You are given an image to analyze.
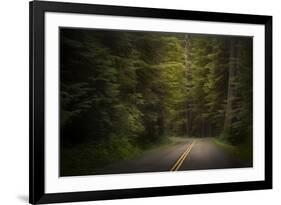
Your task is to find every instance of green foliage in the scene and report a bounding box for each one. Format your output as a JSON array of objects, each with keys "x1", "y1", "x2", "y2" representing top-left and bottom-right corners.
[{"x1": 61, "y1": 135, "x2": 141, "y2": 176}]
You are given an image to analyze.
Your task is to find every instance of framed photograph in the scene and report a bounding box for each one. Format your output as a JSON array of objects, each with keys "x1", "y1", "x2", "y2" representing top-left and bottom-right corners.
[{"x1": 29, "y1": 0, "x2": 272, "y2": 204}]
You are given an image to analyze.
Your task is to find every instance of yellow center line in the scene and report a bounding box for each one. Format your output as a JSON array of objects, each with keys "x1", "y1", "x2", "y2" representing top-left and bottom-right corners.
[
  {"x1": 170, "y1": 140, "x2": 196, "y2": 171},
  {"x1": 170, "y1": 142, "x2": 193, "y2": 171},
  {"x1": 174, "y1": 141, "x2": 195, "y2": 171}
]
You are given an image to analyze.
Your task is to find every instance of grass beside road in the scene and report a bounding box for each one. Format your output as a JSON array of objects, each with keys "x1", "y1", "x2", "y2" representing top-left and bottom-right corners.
[
  {"x1": 61, "y1": 137, "x2": 142, "y2": 176},
  {"x1": 213, "y1": 138, "x2": 253, "y2": 162}
]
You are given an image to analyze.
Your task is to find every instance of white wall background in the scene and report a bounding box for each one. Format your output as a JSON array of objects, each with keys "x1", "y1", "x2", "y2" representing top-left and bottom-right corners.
[{"x1": 0, "y1": 0, "x2": 279, "y2": 204}]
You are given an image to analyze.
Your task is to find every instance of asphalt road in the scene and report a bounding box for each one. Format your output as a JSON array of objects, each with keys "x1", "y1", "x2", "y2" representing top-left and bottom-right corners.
[{"x1": 96, "y1": 137, "x2": 252, "y2": 175}]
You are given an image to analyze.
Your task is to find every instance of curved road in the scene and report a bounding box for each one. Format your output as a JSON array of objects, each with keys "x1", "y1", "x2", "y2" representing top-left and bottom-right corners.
[{"x1": 96, "y1": 137, "x2": 252, "y2": 175}]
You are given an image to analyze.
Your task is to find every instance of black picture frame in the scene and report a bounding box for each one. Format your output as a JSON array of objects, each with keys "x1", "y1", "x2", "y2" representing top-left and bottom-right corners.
[{"x1": 29, "y1": 0, "x2": 272, "y2": 204}]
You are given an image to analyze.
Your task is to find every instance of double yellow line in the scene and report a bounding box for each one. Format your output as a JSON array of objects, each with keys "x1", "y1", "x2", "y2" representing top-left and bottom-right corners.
[{"x1": 170, "y1": 140, "x2": 196, "y2": 171}]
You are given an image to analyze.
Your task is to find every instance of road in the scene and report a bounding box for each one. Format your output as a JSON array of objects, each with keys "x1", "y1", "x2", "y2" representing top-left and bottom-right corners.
[{"x1": 96, "y1": 137, "x2": 252, "y2": 175}]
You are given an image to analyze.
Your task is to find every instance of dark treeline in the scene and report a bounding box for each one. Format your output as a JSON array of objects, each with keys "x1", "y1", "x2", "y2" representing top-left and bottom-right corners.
[{"x1": 60, "y1": 28, "x2": 252, "y2": 175}]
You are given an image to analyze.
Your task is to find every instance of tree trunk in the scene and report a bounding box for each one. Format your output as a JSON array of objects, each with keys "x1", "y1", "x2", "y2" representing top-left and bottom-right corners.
[
  {"x1": 184, "y1": 34, "x2": 192, "y2": 137},
  {"x1": 224, "y1": 39, "x2": 236, "y2": 131}
]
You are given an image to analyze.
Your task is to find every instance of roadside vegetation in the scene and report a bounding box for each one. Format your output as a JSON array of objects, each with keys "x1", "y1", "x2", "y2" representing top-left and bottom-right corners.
[{"x1": 214, "y1": 138, "x2": 252, "y2": 162}]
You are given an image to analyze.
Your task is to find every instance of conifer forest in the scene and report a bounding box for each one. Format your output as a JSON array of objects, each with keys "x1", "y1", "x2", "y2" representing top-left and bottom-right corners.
[{"x1": 60, "y1": 28, "x2": 253, "y2": 176}]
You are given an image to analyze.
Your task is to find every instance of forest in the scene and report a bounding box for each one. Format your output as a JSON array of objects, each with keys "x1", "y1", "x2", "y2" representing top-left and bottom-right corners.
[{"x1": 60, "y1": 28, "x2": 253, "y2": 176}]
